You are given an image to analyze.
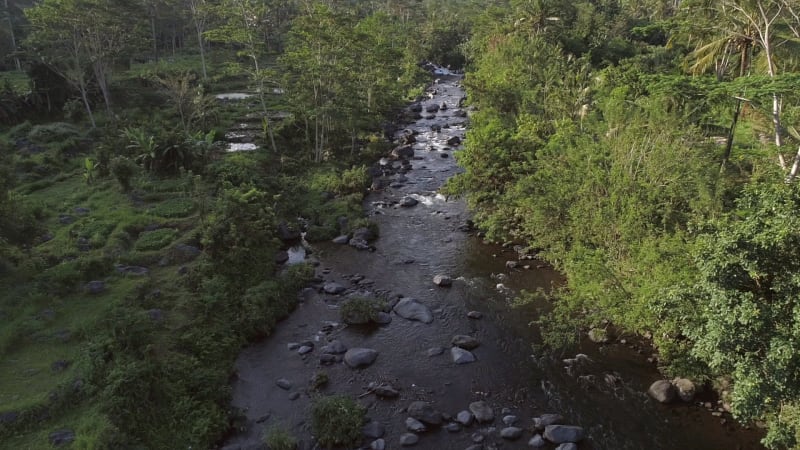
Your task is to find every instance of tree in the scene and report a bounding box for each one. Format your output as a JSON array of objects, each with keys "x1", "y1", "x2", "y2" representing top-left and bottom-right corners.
[
  {"x1": 186, "y1": 0, "x2": 209, "y2": 80},
  {"x1": 2, "y1": 0, "x2": 20, "y2": 71}
]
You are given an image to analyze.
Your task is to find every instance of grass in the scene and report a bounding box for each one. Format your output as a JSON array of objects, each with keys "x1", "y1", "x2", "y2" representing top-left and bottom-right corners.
[{"x1": 0, "y1": 71, "x2": 30, "y2": 94}]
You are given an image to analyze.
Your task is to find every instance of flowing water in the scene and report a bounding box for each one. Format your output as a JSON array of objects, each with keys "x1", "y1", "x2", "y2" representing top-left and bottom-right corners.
[{"x1": 222, "y1": 73, "x2": 764, "y2": 450}]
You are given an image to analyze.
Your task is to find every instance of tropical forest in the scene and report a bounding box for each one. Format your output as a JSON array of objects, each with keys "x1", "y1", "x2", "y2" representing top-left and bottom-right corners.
[{"x1": 2, "y1": 0, "x2": 800, "y2": 449}]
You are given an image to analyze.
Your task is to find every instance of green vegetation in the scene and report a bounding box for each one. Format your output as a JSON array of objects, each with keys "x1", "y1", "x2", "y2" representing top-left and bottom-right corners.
[
  {"x1": 444, "y1": 0, "x2": 800, "y2": 448},
  {"x1": 340, "y1": 296, "x2": 387, "y2": 325},
  {"x1": 263, "y1": 425, "x2": 298, "y2": 450},
  {"x1": 311, "y1": 395, "x2": 366, "y2": 448},
  {"x1": 0, "y1": 0, "x2": 463, "y2": 447}
]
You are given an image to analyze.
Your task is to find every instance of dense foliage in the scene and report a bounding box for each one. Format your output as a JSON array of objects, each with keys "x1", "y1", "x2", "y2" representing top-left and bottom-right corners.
[{"x1": 445, "y1": 0, "x2": 800, "y2": 447}]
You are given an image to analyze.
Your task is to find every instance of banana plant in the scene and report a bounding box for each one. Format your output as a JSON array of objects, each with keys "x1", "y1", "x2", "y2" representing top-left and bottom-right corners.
[{"x1": 83, "y1": 157, "x2": 99, "y2": 185}]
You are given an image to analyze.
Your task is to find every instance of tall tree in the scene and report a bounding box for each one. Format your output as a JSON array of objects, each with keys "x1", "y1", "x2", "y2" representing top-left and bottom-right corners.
[
  {"x1": 186, "y1": 0, "x2": 209, "y2": 80},
  {"x1": 2, "y1": 0, "x2": 20, "y2": 71}
]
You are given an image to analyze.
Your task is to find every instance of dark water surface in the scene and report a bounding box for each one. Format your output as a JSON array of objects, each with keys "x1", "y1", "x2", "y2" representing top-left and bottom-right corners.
[{"x1": 223, "y1": 74, "x2": 764, "y2": 450}]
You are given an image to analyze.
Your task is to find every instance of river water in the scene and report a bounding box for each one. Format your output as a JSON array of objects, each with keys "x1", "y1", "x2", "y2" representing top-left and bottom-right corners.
[{"x1": 223, "y1": 73, "x2": 764, "y2": 450}]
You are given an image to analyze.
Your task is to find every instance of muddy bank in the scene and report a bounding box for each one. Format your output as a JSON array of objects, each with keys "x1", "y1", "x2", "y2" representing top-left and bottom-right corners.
[{"x1": 221, "y1": 73, "x2": 764, "y2": 450}]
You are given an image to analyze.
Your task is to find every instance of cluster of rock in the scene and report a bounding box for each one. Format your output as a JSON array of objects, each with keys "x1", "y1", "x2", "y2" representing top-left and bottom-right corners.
[
  {"x1": 357, "y1": 400, "x2": 586, "y2": 449},
  {"x1": 648, "y1": 378, "x2": 697, "y2": 403}
]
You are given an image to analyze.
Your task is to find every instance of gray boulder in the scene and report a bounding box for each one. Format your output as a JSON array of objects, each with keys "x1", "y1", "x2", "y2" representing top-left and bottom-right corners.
[
  {"x1": 405, "y1": 417, "x2": 427, "y2": 432},
  {"x1": 407, "y1": 401, "x2": 443, "y2": 425},
  {"x1": 320, "y1": 340, "x2": 347, "y2": 354},
  {"x1": 456, "y1": 410, "x2": 474, "y2": 426},
  {"x1": 400, "y1": 196, "x2": 419, "y2": 207},
  {"x1": 451, "y1": 347, "x2": 476, "y2": 364},
  {"x1": 556, "y1": 444, "x2": 578, "y2": 450},
  {"x1": 323, "y1": 282, "x2": 346, "y2": 295},
  {"x1": 543, "y1": 425, "x2": 585, "y2": 444},
  {"x1": 363, "y1": 421, "x2": 386, "y2": 439},
  {"x1": 452, "y1": 335, "x2": 480, "y2": 350},
  {"x1": 533, "y1": 414, "x2": 564, "y2": 430},
  {"x1": 469, "y1": 401, "x2": 494, "y2": 423},
  {"x1": 528, "y1": 434, "x2": 546, "y2": 447},
  {"x1": 400, "y1": 433, "x2": 419, "y2": 446},
  {"x1": 433, "y1": 274, "x2": 452, "y2": 286},
  {"x1": 672, "y1": 378, "x2": 696, "y2": 402},
  {"x1": 648, "y1": 379, "x2": 677, "y2": 403},
  {"x1": 500, "y1": 427, "x2": 523, "y2": 440},
  {"x1": 332, "y1": 235, "x2": 350, "y2": 244},
  {"x1": 344, "y1": 348, "x2": 378, "y2": 368},
  {"x1": 393, "y1": 298, "x2": 434, "y2": 323}
]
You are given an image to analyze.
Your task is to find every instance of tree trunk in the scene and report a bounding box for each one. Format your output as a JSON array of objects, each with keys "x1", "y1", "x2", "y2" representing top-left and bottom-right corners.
[
  {"x1": 93, "y1": 62, "x2": 113, "y2": 114},
  {"x1": 787, "y1": 146, "x2": 800, "y2": 182},
  {"x1": 150, "y1": 5, "x2": 159, "y2": 62},
  {"x1": 721, "y1": 99, "x2": 742, "y2": 173},
  {"x1": 78, "y1": 78, "x2": 96, "y2": 128},
  {"x1": 4, "y1": 0, "x2": 20, "y2": 71}
]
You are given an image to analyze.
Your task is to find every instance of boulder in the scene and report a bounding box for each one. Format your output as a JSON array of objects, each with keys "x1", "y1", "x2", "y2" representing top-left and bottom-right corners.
[
  {"x1": 407, "y1": 401, "x2": 443, "y2": 425},
  {"x1": 469, "y1": 401, "x2": 494, "y2": 423},
  {"x1": 648, "y1": 379, "x2": 677, "y2": 403},
  {"x1": 49, "y1": 429, "x2": 76, "y2": 447},
  {"x1": 344, "y1": 348, "x2": 378, "y2": 368},
  {"x1": 320, "y1": 340, "x2": 347, "y2": 354},
  {"x1": 451, "y1": 335, "x2": 480, "y2": 350},
  {"x1": 371, "y1": 438, "x2": 386, "y2": 450},
  {"x1": 400, "y1": 197, "x2": 419, "y2": 207},
  {"x1": 528, "y1": 434, "x2": 546, "y2": 447},
  {"x1": 374, "y1": 383, "x2": 400, "y2": 398},
  {"x1": 393, "y1": 298, "x2": 434, "y2": 323},
  {"x1": 556, "y1": 444, "x2": 578, "y2": 450},
  {"x1": 323, "y1": 282, "x2": 346, "y2": 295},
  {"x1": 84, "y1": 281, "x2": 106, "y2": 294},
  {"x1": 405, "y1": 417, "x2": 427, "y2": 432},
  {"x1": 277, "y1": 221, "x2": 301, "y2": 242},
  {"x1": 425, "y1": 104, "x2": 440, "y2": 113},
  {"x1": 672, "y1": 378, "x2": 696, "y2": 402},
  {"x1": 451, "y1": 347, "x2": 475, "y2": 364},
  {"x1": 533, "y1": 414, "x2": 563, "y2": 430},
  {"x1": 500, "y1": 427, "x2": 523, "y2": 440},
  {"x1": 400, "y1": 433, "x2": 419, "y2": 446},
  {"x1": 332, "y1": 235, "x2": 350, "y2": 244},
  {"x1": 276, "y1": 379, "x2": 292, "y2": 390},
  {"x1": 363, "y1": 421, "x2": 386, "y2": 439},
  {"x1": 456, "y1": 410, "x2": 474, "y2": 426},
  {"x1": 543, "y1": 425, "x2": 585, "y2": 444},
  {"x1": 433, "y1": 274, "x2": 452, "y2": 287},
  {"x1": 446, "y1": 136, "x2": 462, "y2": 146},
  {"x1": 352, "y1": 227, "x2": 376, "y2": 241}
]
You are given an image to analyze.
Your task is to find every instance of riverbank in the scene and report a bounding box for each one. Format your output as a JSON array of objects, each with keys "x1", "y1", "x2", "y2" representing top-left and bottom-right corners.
[{"x1": 221, "y1": 73, "x2": 764, "y2": 450}]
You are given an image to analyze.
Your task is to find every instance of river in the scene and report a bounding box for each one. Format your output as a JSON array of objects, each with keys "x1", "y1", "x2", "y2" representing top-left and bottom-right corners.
[{"x1": 221, "y1": 71, "x2": 764, "y2": 450}]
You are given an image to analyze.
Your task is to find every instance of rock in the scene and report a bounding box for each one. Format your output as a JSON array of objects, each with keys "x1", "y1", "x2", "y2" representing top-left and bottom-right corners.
[
  {"x1": 288, "y1": 392, "x2": 300, "y2": 400},
  {"x1": 274, "y1": 251, "x2": 289, "y2": 264},
  {"x1": 115, "y1": 265, "x2": 149, "y2": 276},
  {"x1": 332, "y1": 235, "x2": 350, "y2": 244},
  {"x1": 433, "y1": 274, "x2": 452, "y2": 287},
  {"x1": 528, "y1": 434, "x2": 546, "y2": 447},
  {"x1": 426, "y1": 346, "x2": 445, "y2": 357},
  {"x1": 648, "y1": 379, "x2": 677, "y2": 403},
  {"x1": 371, "y1": 438, "x2": 386, "y2": 450},
  {"x1": 407, "y1": 401, "x2": 443, "y2": 425},
  {"x1": 425, "y1": 103, "x2": 440, "y2": 113},
  {"x1": 447, "y1": 136, "x2": 462, "y2": 146},
  {"x1": 672, "y1": 378, "x2": 696, "y2": 402},
  {"x1": 297, "y1": 345, "x2": 313, "y2": 355},
  {"x1": 543, "y1": 425, "x2": 585, "y2": 444},
  {"x1": 445, "y1": 422, "x2": 461, "y2": 432},
  {"x1": 587, "y1": 328, "x2": 610, "y2": 344},
  {"x1": 405, "y1": 417, "x2": 427, "y2": 432},
  {"x1": 392, "y1": 145, "x2": 415, "y2": 159},
  {"x1": 74, "y1": 207, "x2": 90, "y2": 215},
  {"x1": 453, "y1": 109, "x2": 468, "y2": 118},
  {"x1": 277, "y1": 221, "x2": 301, "y2": 242},
  {"x1": 555, "y1": 444, "x2": 578, "y2": 450},
  {"x1": 58, "y1": 214, "x2": 75, "y2": 224},
  {"x1": 319, "y1": 354, "x2": 336, "y2": 364},
  {"x1": 533, "y1": 414, "x2": 564, "y2": 430},
  {"x1": 349, "y1": 237, "x2": 371, "y2": 251},
  {"x1": 471, "y1": 432, "x2": 484, "y2": 443},
  {"x1": 0, "y1": 411, "x2": 18, "y2": 424},
  {"x1": 393, "y1": 298, "x2": 433, "y2": 323},
  {"x1": 344, "y1": 348, "x2": 378, "y2": 368},
  {"x1": 456, "y1": 411, "x2": 474, "y2": 426},
  {"x1": 374, "y1": 312, "x2": 393, "y2": 324},
  {"x1": 502, "y1": 415, "x2": 518, "y2": 426},
  {"x1": 400, "y1": 196, "x2": 419, "y2": 207},
  {"x1": 451, "y1": 335, "x2": 480, "y2": 350},
  {"x1": 323, "y1": 282, "x2": 346, "y2": 295},
  {"x1": 353, "y1": 227, "x2": 376, "y2": 242},
  {"x1": 469, "y1": 401, "x2": 494, "y2": 423},
  {"x1": 49, "y1": 429, "x2": 76, "y2": 447},
  {"x1": 501, "y1": 427, "x2": 523, "y2": 440},
  {"x1": 505, "y1": 260, "x2": 519, "y2": 269},
  {"x1": 363, "y1": 421, "x2": 386, "y2": 439},
  {"x1": 320, "y1": 340, "x2": 347, "y2": 354},
  {"x1": 287, "y1": 342, "x2": 300, "y2": 351},
  {"x1": 374, "y1": 383, "x2": 400, "y2": 398},
  {"x1": 451, "y1": 347, "x2": 476, "y2": 364},
  {"x1": 276, "y1": 378, "x2": 292, "y2": 390},
  {"x1": 84, "y1": 281, "x2": 106, "y2": 294},
  {"x1": 400, "y1": 433, "x2": 419, "y2": 446},
  {"x1": 467, "y1": 311, "x2": 483, "y2": 319}
]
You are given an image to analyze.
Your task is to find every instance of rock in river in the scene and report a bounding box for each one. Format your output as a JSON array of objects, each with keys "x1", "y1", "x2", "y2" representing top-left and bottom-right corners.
[
  {"x1": 407, "y1": 401, "x2": 443, "y2": 425},
  {"x1": 648, "y1": 379, "x2": 676, "y2": 403},
  {"x1": 672, "y1": 377, "x2": 696, "y2": 402},
  {"x1": 469, "y1": 401, "x2": 494, "y2": 423},
  {"x1": 344, "y1": 348, "x2": 378, "y2": 368},
  {"x1": 451, "y1": 334, "x2": 480, "y2": 350},
  {"x1": 393, "y1": 298, "x2": 433, "y2": 323},
  {"x1": 543, "y1": 425, "x2": 585, "y2": 444},
  {"x1": 433, "y1": 274, "x2": 452, "y2": 286},
  {"x1": 451, "y1": 346, "x2": 476, "y2": 364},
  {"x1": 400, "y1": 196, "x2": 419, "y2": 207},
  {"x1": 323, "y1": 282, "x2": 346, "y2": 295}
]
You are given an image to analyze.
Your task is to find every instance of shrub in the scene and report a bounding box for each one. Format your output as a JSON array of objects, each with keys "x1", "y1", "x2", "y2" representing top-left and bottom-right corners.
[
  {"x1": 310, "y1": 371, "x2": 329, "y2": 391},
  {"x1": 134, "y1": 228, "x2": 177, "y2": 251},
  {"x1": 27, "y1": 122, "x2": 82, "y2": 144},
  {"x1": 339, "y1": 297, "x2": 384, "y2": 325},
  {"x1": 148, "y1": 197, "x2": 196, "y2": 218},
  {"x1": 110, "y1": 156, "x2": 138, "y2": 192},
  {"x1": 311, "y1": 395, "x2": 365, "y2": 448},
  {"x1": 263, "y1": 426, "x2": 297, "y2": 450}
]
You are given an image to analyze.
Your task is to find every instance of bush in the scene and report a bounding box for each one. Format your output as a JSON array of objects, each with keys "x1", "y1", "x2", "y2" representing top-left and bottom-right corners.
[
  {"x1": 110, "y1": 156, "x2": 138, "y2": 192},
  {"x1": 311, "y1": 395, "x2": 365, "y2": 448},
  {"x1": 339, "y1": 297, "x2": 385, "y2": 325},
  {"x1": 148, "y1": 197, "x2": 196, "y2": 218},
  {"x1": 263, "y1": 426, "x2": 297, "y2": 450},
  {"x1": 27, "y1": 122, "x2": 82, "y2": 144},
  {"x1": 134, "y1": 228, "x2": 177, "y2": 251}
]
